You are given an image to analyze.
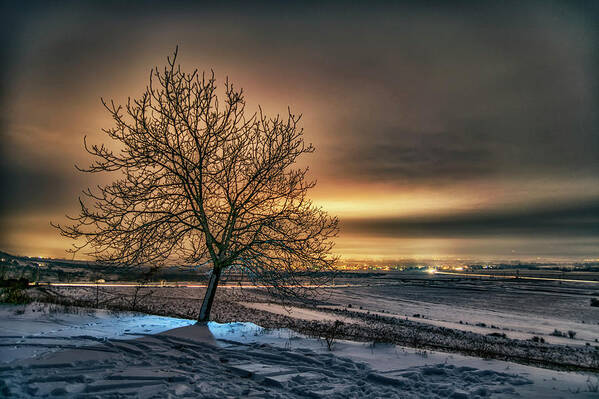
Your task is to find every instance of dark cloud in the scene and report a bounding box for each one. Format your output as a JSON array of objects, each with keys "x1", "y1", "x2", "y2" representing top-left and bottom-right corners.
[
  {"x1": 342, "y1": 201, "x2": 599, "y2": 238},
  {"x1": 0, "y1": 159, "x2": 82, "y2": 213},
  {"x1": 322, "y1": 4, "x2": 599, "y2": 184}
]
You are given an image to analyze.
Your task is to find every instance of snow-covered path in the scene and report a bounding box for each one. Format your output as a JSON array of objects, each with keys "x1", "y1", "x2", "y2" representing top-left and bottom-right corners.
[{"x1": 0, "y1": 304, "x2": 597, "y2": 398}]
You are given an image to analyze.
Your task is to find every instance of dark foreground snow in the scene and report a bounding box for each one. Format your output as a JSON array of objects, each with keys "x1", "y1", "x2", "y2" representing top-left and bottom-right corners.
[
  {"x1": 1, "y1": 325, "x2": 532, "y2": 398},
  {"x1": 0, "y1": 304, "x2": 596, "y2": 398}
]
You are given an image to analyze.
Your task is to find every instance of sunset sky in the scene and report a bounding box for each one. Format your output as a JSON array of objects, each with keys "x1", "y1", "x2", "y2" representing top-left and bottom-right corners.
[{"x1": 1, "y1": 1, "x2": 598, "y2": 261}]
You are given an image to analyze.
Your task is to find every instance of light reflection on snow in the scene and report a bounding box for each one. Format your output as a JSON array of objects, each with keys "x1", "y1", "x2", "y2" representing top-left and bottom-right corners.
[{"x1": 0, "y1": 303, "x2": 197, "y2": 363}]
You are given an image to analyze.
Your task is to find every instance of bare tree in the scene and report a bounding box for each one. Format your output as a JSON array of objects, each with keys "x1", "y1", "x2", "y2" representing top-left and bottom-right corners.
[{"x1": 54, "y1": 48, "x2": 339, "y2": 321}]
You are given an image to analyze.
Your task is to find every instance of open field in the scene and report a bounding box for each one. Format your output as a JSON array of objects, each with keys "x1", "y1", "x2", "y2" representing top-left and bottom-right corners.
[
  {"x1": 2, "y1": 303, "x2": 597, "y2": 398},
  {"x1": 16, "y1": 269, "x2": 599, "y2": 373},
  {"x1": 3, "y1": 265, "x2": 599, "y2": 397},
  {"x1": 324, "y1": 271, "x2": 599, "y2": 345}
]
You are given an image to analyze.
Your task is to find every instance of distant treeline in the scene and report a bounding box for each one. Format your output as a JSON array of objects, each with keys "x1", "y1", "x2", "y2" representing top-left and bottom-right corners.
[
  {"x1": 0, "y1": 251, "x2": 381, "y2": 283},
  {"x1": 3, "y1": 250, "x2": 597, "y2": 282},
  {"x1": 0, "y1": 252, "x2": 211, "y2": 283}
]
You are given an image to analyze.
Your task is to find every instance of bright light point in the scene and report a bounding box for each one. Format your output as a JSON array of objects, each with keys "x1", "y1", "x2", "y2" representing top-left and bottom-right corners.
[{"x1": 427, "y1": 268, "x2": 436, "y2": 274}]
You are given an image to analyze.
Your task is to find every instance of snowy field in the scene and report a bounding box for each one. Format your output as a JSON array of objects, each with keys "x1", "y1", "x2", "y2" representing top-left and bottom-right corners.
[
  {"x1": 321, "y1": 271, "x2": 599, "y2": 346},
  {"x1": 1, "y1": 303, "x2": 598, "y2": 398},
  {"x1": 33, "y1": 269, "x2": 599, "y2": 348},
  {"x1": 27, "y1": 270, "x2": 599, "y2": 372}
]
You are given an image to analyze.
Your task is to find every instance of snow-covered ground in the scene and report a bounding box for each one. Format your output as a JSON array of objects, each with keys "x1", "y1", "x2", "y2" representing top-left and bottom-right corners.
[
  {"x1": 320, "y1": 275, "x2": 599, "y2": 346},
  {"x1": 250, "y1": 299, "x2": 597, "y2": 346},
  {"x1": 1, "y1": 303, "x2": 597, "y2": 398},
  {"x1": 0, "y1": 303, "x2": 195, "y2": 364}
]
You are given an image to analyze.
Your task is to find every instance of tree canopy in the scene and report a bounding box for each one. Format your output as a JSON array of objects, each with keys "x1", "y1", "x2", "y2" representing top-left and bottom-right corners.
[{"x1": 54, "y1": 49, "x2": 339, "y2": 320}]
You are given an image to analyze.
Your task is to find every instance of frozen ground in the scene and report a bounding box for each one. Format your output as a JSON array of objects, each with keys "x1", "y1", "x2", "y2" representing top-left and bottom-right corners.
[
  {"x1": 320, "y1": 272, "x2": 599, "y2": 346},
  {"x1": 34, "y1": 270, "x2": 599, "y2": 349},
  {"x1": 0, "y1": 303, "x2": 195, "y2": 364},
  {"x1": 1, "y1": 304, "x2": 597, "y2": 398},
  {"x1": 32, "y1": 277, "x2": 599, "y2": 371}
]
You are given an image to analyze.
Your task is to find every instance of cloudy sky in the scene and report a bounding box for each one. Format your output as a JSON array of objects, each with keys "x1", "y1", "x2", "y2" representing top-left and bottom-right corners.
[{"x1": 1, "y1": 0, "x2": 598, "y2": 261}]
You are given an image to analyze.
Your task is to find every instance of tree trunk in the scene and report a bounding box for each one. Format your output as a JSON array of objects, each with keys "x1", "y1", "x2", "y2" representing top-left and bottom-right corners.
[{"x1": 198, "y1": 267, "x2": 221, "y2": 322}]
